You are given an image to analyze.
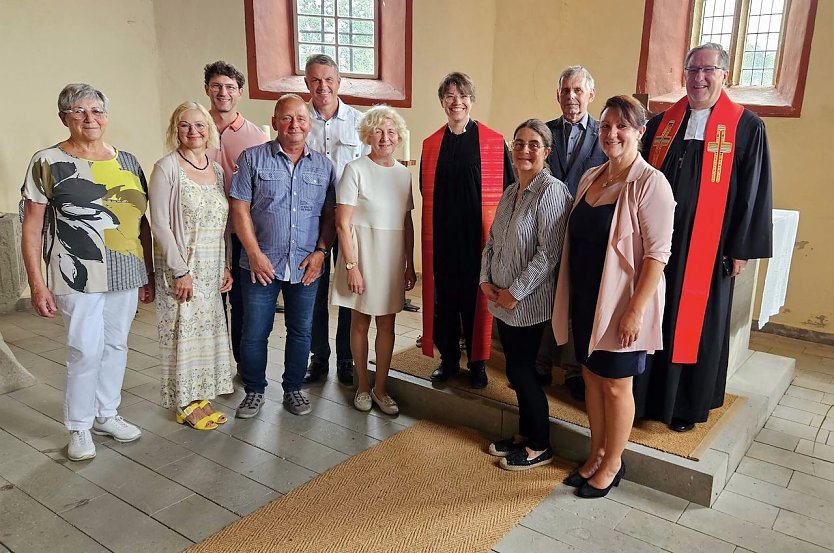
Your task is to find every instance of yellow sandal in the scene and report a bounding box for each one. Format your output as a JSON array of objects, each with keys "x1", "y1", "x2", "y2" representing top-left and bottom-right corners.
[
  {"x1": 176, "y1": 402, "x2": 218, "y2": 430},
  {"x1": 197, "y1": 400, "x2": 228, "y2": 424}
]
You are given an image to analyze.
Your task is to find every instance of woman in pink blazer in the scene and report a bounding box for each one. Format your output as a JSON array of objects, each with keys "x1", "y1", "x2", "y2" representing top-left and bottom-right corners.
[{"x1": 552, "y1": 96, "x2": 675, "y2": 498}]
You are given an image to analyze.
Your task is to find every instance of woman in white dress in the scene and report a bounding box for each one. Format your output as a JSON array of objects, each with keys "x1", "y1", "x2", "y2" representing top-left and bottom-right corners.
[
  {"x1": 332, "y1": 106, "x2": 416, "y2": 415},
  {"x1": 149, "y1": 101, "x2": 234, "y2": 430}
]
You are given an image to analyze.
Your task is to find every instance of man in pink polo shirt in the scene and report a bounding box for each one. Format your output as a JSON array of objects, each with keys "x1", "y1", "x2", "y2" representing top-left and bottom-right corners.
[{"x1": 205, "y1": 60, "x2": 268, "y2": 374}]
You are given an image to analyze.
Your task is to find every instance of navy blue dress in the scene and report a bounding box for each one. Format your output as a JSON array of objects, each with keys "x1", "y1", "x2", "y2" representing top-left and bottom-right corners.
[{"x1": 568, "y1": 197, "x2": 646, "y2": 379}]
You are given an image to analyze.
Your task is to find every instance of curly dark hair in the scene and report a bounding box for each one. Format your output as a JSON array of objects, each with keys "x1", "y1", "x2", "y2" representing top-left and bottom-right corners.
[{"x1": 203, "y1": 61, "x2": 245, "y2": 88}]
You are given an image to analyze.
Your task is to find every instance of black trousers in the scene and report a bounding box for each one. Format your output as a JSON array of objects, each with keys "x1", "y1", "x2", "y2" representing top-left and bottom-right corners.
[
  {"x1": 310, "y1": 241, "x2": 352, "y2": 364},
  {"x1": 434, "y1": 278, "x2": 483, "y2": 368},
  {"x1": 497, "y1": 319, "x2": 550, "y2": 451},
  {"x1": 222, "y1": 233, "x2": 244, "y2": 364}
]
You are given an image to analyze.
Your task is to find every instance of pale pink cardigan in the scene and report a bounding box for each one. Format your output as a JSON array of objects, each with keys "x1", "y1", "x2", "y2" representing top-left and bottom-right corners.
[{"x1": 552, "y1": 155, "x2": 676, "y2": 356}]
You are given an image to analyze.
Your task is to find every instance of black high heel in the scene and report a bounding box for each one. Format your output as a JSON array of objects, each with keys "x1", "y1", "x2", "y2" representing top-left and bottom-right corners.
[
  {"x1": 575, "y1": 462, "x2": 625, "y2": 499},
  {"x1": 563, "y1": 468, "x2": 591, "y2": 488}
]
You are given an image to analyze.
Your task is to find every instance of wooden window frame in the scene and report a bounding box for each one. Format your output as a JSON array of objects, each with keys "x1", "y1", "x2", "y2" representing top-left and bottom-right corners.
[
  {"x1": 244, "y1": 0, "x2": 413, "y2": 107},
  {"x1": 636, "y1": 0, "x2": 818, "y2": 117}
]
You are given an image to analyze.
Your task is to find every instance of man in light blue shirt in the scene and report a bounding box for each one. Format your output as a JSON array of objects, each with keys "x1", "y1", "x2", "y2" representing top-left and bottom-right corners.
[
  {"x1": 303, "y1": 54, "x2": 370, "y2": 387},
  {"x1": 230, "y1": 94, "x2": 337, "y2": 418}
]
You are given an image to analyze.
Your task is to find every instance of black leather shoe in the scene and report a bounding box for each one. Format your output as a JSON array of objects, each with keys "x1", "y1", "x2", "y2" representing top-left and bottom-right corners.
[
  {"x1": 576, "y1": 462, "x2": 625, "y2": 499},
  {"x1": 469, "y1": 365, "x2": 488, "y2": 389},
  {"x1": 275, "y1": 302, "x2": 285, "y2": 314},
  {"x1": 536, "y1": 371, "x2": 553, "y2": 386},
  {"x1": 670, "y1": 418, "x2": 695, "y2": 432},
  {"x1": 563, "y1": 469, "x2": 591, "y2": 488},
  {"x1": 499, "y1": 447, "x2": 553, "y2": 471},
  {"x1": 430, "y1": 363, "x2": 459, "y2": 382},
  {"x1": 336, "y1": 361, "x2": 354, "y2": 386},
  {"x1": 302, "y1": 361, "x2": 329, "y2": 384},
  {"x1": 564, "y1": 377, "x2": 585, "y2": 402}
]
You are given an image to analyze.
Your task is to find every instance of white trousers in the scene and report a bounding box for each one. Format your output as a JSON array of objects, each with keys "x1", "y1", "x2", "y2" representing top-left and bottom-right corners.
[{"x1": 56, "y1": 289, "x2": 138, "y2": 431}]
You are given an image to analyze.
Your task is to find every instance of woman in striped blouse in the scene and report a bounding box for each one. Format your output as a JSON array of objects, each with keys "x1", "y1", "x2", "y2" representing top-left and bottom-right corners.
[{"x1": 481, "y1": 119, "x2": 573, "y2": 471}]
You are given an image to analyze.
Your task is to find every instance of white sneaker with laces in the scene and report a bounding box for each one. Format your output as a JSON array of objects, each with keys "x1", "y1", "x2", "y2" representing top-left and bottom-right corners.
[
  {"x1": 68, "y1": 430, "x2": 96, "y2": 461},
  {"x1": 91, "y1": 415, "x2": 142, "y2": 443}
]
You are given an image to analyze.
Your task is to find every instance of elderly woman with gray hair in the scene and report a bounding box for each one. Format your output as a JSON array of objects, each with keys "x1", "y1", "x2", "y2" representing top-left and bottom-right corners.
[
  {"x1": 332, "y1": 105, "x2": 416, "y2": 416},
  {"x1": 21, "y1": 83, "x2": 155, "y2": 461},
  {"x1": 481, "y1": 118, "x2": 573, "y2": 471},
  {"x1": 149, "y1": 101, "x2": 234, "y2": 430}
]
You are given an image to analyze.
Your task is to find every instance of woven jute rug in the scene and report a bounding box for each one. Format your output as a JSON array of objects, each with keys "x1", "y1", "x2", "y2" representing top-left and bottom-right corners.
[
  {"x1": 187, "y1": 420, "x2": 570, "y2": 553},
  {"x1": 391, "y1": 347, "x2": 736, "y2": 461}
]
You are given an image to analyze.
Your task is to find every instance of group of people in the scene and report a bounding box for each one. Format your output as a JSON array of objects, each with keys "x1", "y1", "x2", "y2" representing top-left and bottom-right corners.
[{"x1": 22, "y1": 43, "x2": 772, "y2": 502}]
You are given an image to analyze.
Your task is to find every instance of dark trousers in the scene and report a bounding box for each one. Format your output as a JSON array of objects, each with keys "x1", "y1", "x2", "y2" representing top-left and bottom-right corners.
[
  {"x1": 497, "y1": 319, "x2": 550, "y2": 451},
  {"x1": 222, "y1": 234, "x2": 244, "y2": 364},
  {"x1": 310, "y1": 241, "x2": 352, "y2": 365},
  {"x1": 434, "y1": 278, "x2": 483, "y2": 368}
]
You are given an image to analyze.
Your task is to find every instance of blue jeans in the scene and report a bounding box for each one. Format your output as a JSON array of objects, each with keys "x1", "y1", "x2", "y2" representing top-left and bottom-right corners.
[
  {"x1": 311, "y1": 241, "x2": 352, "y2": 365},
  {"x1": 240, "y1": 277, "x2": 319, "y2": 394}
]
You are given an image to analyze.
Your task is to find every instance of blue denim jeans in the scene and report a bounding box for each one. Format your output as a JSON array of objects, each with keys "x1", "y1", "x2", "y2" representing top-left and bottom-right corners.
[{"x1": 240, "y1": 277, "x2": 319, "y2": 394}]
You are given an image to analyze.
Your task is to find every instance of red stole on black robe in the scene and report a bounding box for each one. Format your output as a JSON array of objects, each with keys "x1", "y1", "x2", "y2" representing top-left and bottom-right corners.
[
  {"x1": 648, "y1": 90, "x2": 744, "y2": 364},
  {"x1": 420, "y1": 122, "x2": 505, "y2": 362}
]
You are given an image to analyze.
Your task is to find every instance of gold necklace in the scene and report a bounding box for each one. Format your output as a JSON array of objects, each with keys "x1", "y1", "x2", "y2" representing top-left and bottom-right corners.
[{"x1": 603, "y1": 160, "x2": 634, "y2": 188}]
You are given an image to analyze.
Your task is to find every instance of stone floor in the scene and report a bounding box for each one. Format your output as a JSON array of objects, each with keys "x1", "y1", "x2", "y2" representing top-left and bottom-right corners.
[{"x1": 0, "y1": 295, "x2": 832, "y2": 553}]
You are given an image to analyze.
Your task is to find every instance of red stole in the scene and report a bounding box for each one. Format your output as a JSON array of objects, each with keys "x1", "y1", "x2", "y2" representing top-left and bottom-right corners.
[
  {"x1": 648, "y1": 90, "x2": 744, "y2": 364},
  {"x1": 420, "y1": 122, "x2": 505, "y2": 361}
]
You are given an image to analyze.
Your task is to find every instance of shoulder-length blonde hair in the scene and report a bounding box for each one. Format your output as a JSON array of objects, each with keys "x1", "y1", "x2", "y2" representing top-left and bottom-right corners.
[
  {"x1": 164, "y1": 101, "x2": 219, "y2": 151},
  {"x1": 357, "y1": 105, "x2": 408, "y2": 145}
]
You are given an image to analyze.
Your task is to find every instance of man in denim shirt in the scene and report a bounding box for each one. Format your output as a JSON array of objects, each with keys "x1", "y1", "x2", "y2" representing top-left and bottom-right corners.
[{"x1": 230, "y1": 94, "x2": 337, "y2": 417}]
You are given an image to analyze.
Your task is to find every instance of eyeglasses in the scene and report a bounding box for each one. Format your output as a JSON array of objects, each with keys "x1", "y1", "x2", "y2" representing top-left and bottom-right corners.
[
  {"x1": 178, "y1": 122, "x2": 208, "y2": 132},
  {"x1": 209, "y1": 83, "x2": 240, "y2": 92},
  {"x1": 684, "y1": 65, "x2": 724, "y2": 76},
  {"x1": 511, "y1": 140, "x2": 544, "y2": 152},
  {"x1": 62, "y1": 107, "x2": 107, "y2": 121},
  {"x1": 442, "y1": 94, "x2": 471, "y2": 104}
]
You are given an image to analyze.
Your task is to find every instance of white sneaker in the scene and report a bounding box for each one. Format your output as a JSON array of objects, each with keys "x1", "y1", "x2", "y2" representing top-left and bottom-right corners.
[
  {"x1": 91, "y1": 415, "x2": 142, "y2": 443},
  {"x1": 68, "y1": 430, "x2": 96, "y2": 461}
]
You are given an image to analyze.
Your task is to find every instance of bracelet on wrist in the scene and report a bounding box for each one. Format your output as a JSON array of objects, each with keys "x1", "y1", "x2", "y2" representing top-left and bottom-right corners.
[{"x1": 174, "y1": 270, "x2": 190, "y2": 279}]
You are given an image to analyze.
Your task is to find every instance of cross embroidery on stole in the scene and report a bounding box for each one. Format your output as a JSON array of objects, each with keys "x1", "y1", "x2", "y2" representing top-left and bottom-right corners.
[
  {"x1": 707, "y1": 124, "x2": 733, "y2": 183},
  {"x1": 650, "y1": 120, "x2": 676, "y2": 165}
]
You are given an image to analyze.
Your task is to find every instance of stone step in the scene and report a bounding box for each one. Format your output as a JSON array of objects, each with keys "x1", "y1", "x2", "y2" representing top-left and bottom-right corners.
[{"x1": 377, "y1": 349, "x2": 794, "y2": 506}]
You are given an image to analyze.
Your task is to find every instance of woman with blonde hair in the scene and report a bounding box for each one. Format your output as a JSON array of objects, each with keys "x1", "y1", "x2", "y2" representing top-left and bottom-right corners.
[
  {"x1": 332, "y1": 105, "x2": 416, "y2": 415},
  {"x1": 149, "y1": 101, "x2": 233, "y2": 430}
]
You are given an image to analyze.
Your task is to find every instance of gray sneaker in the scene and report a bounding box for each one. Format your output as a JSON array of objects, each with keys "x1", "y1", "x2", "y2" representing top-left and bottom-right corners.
[
  {"x1": 236, "y1": 392, "x2": 264, "y2": 419},
  {"x1": 283, "y1": 390, "x2": 312, "y2": 415}
]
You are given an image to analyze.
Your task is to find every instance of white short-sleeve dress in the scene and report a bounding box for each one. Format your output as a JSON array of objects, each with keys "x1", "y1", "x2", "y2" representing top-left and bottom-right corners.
[{"x1": 332, "y1": 155, "x2": 414, "y2": 315}]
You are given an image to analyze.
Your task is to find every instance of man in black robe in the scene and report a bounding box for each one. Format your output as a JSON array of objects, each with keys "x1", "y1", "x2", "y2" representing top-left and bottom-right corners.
[{"x1": 634, "y1": 43, "x2": 772, "y2": 432}]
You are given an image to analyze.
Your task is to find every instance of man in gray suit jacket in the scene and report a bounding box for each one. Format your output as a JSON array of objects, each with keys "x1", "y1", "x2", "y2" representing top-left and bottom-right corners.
[{"x1": 539, "y1": 65, "x2": 607, "y2": 401}]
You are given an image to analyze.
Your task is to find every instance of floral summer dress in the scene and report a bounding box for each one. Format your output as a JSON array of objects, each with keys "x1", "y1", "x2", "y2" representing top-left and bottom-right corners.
[{"x1": 155, "y1": 166, "x2": 233, "y2": 409}]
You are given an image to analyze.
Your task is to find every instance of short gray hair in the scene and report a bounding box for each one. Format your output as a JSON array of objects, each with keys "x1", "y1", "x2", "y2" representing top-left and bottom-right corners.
[
  {"x1": 685, "y1": 42, "x2": 730, "y2": 70},
  {"x1": 558, "y1": 66, "x2": 595, "y2": 91},
  {"x1": 58, "y1": 83, "x2": 108, "y2": 112},
  {"x1": 305, "y1": 53, "x2": 340, "y2": 77},
  {"x1": 357, "y1": 105, "x2": 407, "y2": 145}
]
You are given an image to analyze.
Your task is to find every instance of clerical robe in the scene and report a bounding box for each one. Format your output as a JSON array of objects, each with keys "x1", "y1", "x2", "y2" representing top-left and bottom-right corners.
[
  {"x1": 633, "y1": 98, "x2": 772, "y2": 425},
  {"x1": 420, "y1": 119, "x2": 514, "y2": 364}
]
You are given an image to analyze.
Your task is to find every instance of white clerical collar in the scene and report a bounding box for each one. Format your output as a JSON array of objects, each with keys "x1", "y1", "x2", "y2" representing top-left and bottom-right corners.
[{"x1": 684, "y1": 108, "x2": 710, "y2": 140}]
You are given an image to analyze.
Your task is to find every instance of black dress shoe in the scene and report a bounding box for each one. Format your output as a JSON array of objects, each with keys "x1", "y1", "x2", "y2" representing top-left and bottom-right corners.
[
  {"x1": 430, "y1": 363, "x2": 459, "y2": 382},
  {"x1": 488, "y1": 437, "x2": 526, "y2": 457},
  {"x1": 563, "y1": 469, "x2": 591, "y2": 488},
  {"x1": 302, "y1": 361, "x2": 329, "y2": 384},
  {"x1": 275, "y1": 302, "x2": 285, "y2": 314},
  {"x1": 469, "y1": 365, "x2": 488, "y2": 389},
  {"x1": 499, "y1": 447, "x2": 553, "y2": 471},
  {"x1": 564, "y1": 377, "x2": 585, "y2": 402},
  {"x1": 670, "y1": 418, "x2": 695, "y2": 432},
  {"x1": 336, "y1": 361, "x2": 354, "y2": 386},
  {"x1": 576, "y1": 462, "x2": 625, "y2": 499}
]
